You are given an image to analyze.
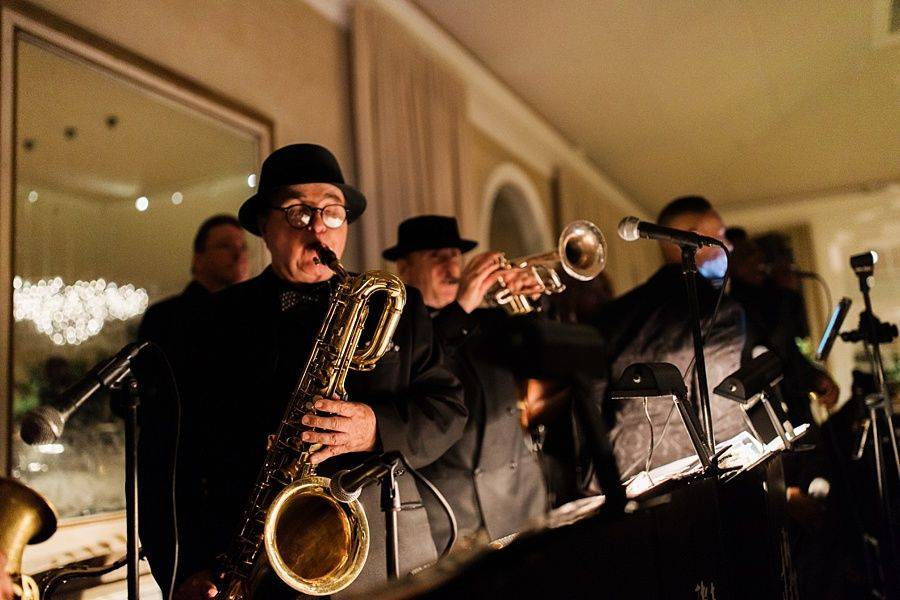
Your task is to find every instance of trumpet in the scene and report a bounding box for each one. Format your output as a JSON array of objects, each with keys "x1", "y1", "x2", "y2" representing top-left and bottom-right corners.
[{"x1": 490, "y1": 220, "x2": 607, "y2": 315}]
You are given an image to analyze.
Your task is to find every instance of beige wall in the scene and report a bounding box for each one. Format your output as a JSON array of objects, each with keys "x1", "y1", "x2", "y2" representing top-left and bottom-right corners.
[
  {"x1": 466, "y1": 122, "x2": 661, "y2": 296},
  {"x1": 558, "y1": 167, "x2": 661, "y2": 297}
]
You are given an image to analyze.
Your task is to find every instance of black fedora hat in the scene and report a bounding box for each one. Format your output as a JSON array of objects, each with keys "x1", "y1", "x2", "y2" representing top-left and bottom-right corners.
[
  {"x1": 239, "y1": 143, "x2": 367, "y2": 236},
  {"x1": 382, "y1": 215, "x2": 477, "y2": 261}
]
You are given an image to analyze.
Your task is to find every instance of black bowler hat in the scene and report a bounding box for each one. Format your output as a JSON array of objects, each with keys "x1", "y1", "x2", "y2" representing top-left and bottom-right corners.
[
  {"x1": 382, "y1": 215, "x2": 477, "y2": 261},
  {"x1": 238, "y1": 143, "x2": 367, "y2": 236}
]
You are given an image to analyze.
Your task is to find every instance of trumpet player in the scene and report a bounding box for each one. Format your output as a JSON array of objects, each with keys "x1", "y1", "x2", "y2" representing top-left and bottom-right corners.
[
  {"x1": 384, "y1": 215, "x2": 548, "y2": 551},
  {"x1": 140, "y1": 145, "x2": 465, "y2": 599}
]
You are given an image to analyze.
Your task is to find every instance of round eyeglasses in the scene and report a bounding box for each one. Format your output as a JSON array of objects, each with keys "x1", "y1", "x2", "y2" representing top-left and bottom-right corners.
[{"x1": 270, "y1": 203, "x2": 348, "y2": 230}]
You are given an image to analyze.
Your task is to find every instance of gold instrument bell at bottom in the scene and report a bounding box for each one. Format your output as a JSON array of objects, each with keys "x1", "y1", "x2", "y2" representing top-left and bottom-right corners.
[{"x1": 0, "y1": 477, "x2": 58, "y2": 600}]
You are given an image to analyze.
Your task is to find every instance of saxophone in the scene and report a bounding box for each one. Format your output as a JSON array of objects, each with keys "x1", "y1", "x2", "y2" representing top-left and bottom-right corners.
[{"x1": 215, "y1": 243, "x2": 407, "y2": 598}]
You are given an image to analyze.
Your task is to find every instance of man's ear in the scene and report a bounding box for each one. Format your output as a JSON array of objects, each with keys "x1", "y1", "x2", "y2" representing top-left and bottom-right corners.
[
  {"x1": 395, "y1": 257, "x2": 410, "y2": 280},
  {"x1": 256, "y1": 212, "x2": 268, "y2": 236}
]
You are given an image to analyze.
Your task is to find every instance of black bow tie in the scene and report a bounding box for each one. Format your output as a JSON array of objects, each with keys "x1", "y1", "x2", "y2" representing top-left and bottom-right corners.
[
  {"x1": 279, "y1": 289, "x2": 332, "y2": 312},
  {"x1": 278, "y1": 283, "x2": 331, "y2": 312}
]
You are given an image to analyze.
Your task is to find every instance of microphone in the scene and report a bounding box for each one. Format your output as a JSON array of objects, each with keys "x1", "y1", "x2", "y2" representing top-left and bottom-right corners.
[
  {"x1": 617, "y1": 216, "x2": 725, "y2": 249},
  {"x1": 330, "y1": 451, "x2": 403, "y2": 503},
  {"x1": 20, "y1": 341, "x2": 149, "y2": 445}
]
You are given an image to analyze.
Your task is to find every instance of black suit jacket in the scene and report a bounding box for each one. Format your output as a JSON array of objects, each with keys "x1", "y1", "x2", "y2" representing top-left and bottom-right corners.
[
  {"x1": 136, "y1": 281, "x2": 212, "y2": 593},
  {"x1": 164, "y1": 268, "x2": 465, "y2": 596},
  {"x1": 420, "y1": 303, "x2": 546, "y2": 549}
]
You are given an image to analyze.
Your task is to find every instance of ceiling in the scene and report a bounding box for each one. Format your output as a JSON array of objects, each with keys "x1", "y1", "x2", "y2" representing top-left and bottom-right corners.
[
  {"x1": 16, "y1": 39, "x2": 258, "y2": 202},
  {"x1": 415, "y1": 0, "x2": 900, "y2": 214}
]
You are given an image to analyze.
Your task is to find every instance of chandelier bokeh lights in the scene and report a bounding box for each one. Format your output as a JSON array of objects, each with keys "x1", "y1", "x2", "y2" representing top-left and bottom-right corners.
[{"x1": 13, "y1": 276, "x2": 149, "y2": 345}]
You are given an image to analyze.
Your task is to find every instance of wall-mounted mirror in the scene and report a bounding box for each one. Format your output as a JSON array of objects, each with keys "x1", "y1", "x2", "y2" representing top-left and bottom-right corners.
[{"x1": 4, "y1": 15, "x2": 270, "y2": 522}]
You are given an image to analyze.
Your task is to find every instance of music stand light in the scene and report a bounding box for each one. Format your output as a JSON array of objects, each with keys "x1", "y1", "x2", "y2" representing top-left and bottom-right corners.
[
  {"x1": 611, "y1": 362, "x2": 715, "y2": 472},
  {"x1": 714, "y1": 351, "x2": 796, "y2": 449}
]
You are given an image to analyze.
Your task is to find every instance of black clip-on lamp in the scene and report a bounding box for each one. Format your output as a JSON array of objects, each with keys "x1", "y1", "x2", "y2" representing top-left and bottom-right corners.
[
  {"x1": 714, "y1": 351, "x2": 799, "y2": 450},
  {"x1": 612, "y1": 362, "x2": 728, "y2": 475}
]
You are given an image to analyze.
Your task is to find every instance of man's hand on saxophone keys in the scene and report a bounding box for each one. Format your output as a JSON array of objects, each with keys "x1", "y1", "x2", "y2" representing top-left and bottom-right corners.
[{"x1": 301, "y1": 395, "x2": 378, "y2": 464}]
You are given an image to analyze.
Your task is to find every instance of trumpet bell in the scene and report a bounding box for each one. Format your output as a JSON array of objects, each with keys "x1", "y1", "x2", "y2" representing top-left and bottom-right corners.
[{"x1": 558, "y1": 220, "x2": 607, "y2": 282}]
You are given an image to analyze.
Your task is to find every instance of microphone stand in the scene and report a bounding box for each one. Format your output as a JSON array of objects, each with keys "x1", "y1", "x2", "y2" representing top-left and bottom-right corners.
[
  {"x1": 681, "y1": 247, "x2": 716, "y2": 453},
  {"x1": 821, "y1": 252, "x2": 900, "y2": 597},
  {"x1": 38, "y1": 367, "x2": 144, "y2": 600},
  {"x1": 850, "y1": 269, "x2": 900, "y2": 552},
  {"x1": 117, "y1": 374, "x2": 142, "y2": 600},
  {"x1": 381, "y1": 462, "x2": 402, "y2": 579}
]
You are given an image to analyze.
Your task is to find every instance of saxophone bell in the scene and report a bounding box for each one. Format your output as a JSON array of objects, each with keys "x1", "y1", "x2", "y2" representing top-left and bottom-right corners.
[{"x1": 0, "y1": 478, "x2": 58, "y2": 600}]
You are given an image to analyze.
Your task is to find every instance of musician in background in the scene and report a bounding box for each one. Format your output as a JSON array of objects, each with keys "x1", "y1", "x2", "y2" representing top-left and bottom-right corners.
[
  {"x1": 139, "y1": 213, "x2": 249, "y2": 348},
  {"x1": 725, "y1": 227, "x2": 852, "y2": 598},
  {"x1": 594, "y1": 196, "x2": 749, "y2": 476},
  {"x1": 384, "y1": 215, "x2": 548, "y2": 550},
  {"x1": 534, "y1": 271, "x2": 618, "y2": 506},
  {"x1": 136, "y1": 213, "x2": 249, "y2": 594},
  {"x1": 143, "y1": 145, "x2": 465, "y2": 599},
  {"x1": 725, "y1": 227, "x2": 838, "y2": 418}
]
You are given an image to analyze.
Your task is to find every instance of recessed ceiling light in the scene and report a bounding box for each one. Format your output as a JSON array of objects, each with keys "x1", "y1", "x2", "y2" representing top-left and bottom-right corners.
[
  {"x1": 171, "y1": 191, "x2": 183, "y2": 205},
  {"x1": 135, "y1": 196, "x2": 149, "y2": 212},
  {"x1": 247, "y1": 173, "x2": 257, "y2": 188},
  {"x1": 27, "y1": 190, "x2": 38, "y2": 203}
]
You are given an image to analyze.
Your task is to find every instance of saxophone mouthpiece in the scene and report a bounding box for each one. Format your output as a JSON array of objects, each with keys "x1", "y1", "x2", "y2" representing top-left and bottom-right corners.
[
  {"x1": 312, "y1": 243, "x2": 338, "y2": 268},
  {"x1": 312, "y1": 242, "x2": 348, "y2": 280}
]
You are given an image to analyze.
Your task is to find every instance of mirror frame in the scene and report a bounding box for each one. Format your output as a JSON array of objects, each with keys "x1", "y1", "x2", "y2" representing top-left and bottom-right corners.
[{"x1": 0, "y1": 0, "x2": 273, "y2": 476}]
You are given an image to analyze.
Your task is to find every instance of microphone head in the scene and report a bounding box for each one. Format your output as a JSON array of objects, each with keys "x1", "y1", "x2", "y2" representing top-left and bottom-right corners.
[
  {"x1": 20, "y1": 406, "x2": 65, "y2": 445},
  {"x1": 329, "y1": 470, "x2": 361, "y2": 503},
  {"x1": 617, "y1": 217, "x2": 641, "y2": 242}
]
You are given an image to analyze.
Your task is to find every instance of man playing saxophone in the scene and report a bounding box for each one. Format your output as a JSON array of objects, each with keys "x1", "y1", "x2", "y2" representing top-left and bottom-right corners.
[{"x1": 142, "y1": 144, "x2": 465, "y2": 599}]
